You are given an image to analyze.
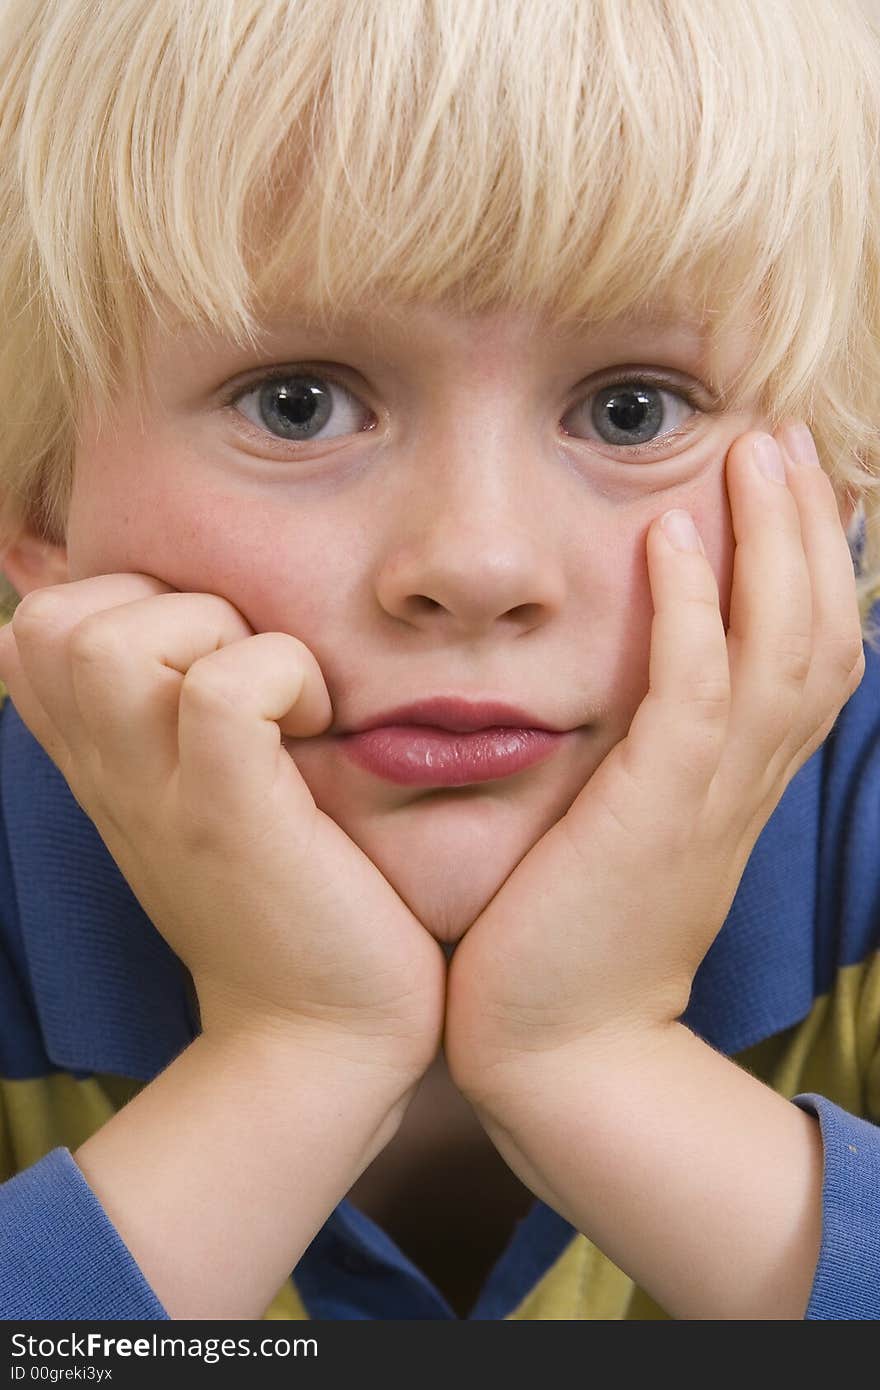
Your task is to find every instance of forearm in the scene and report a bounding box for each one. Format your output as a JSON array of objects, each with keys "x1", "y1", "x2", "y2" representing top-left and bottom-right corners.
[
  {"x1": 462, "y1": 1023, "x2": 824, "y2": 1320},
  {"x1": 74, "y1": 1028, "x2": 418, "y2": 1320}
]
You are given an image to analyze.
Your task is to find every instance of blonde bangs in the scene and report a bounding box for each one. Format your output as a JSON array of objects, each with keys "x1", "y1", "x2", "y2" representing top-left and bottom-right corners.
[{"x1": 2, "y1": 0, "x2": 880, "y2": 631}]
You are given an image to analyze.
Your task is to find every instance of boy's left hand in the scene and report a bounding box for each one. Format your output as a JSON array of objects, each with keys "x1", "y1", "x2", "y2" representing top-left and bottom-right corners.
[{"x1": 444, "y1": 425, "x2": 866, "y2": 1101}]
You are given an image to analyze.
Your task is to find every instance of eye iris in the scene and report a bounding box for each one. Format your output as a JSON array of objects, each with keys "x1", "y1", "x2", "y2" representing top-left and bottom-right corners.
[
  {"x1": 259, "y1": 377, "x2": 331, "y2": 437},
  {"x1": 593, "y1": 385, "x2": 663, "y2": 445}
]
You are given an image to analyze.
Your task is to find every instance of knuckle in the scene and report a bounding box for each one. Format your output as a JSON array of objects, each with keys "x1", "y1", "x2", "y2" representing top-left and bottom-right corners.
[
  {"x1": 848, "y1": 647, "x2": 867, "y2": 694},
  {"x1": 684, "y1": 676, "x2": 731, "y2": 713},
  {"x1": 179, "y1": 659, "x2": 239, "y2": 716},
  {"x1": 259, "y1": 629, "x2": 311, "y2": 672},
  {"x1": 68, "y1": 612, "x2": 127, "y2": 669},
  {"x1": 665, "y1": 659, "x2": 729, "y2": 723},
  {"x1": 11, "y1": 587, "x2": 70, "y2": 644},
  {"x1": 774, "y1": 635, "x2": 812, "y2": 686},
  {"x1": 683, "y1": 589, "x2": 721, "y2": 615},
  {"x1": 811, "y1": 629, "x2": 865, "y2": 700},
  {"x1": 827, "y1": 625, "x2": 863, "y2": 664}
]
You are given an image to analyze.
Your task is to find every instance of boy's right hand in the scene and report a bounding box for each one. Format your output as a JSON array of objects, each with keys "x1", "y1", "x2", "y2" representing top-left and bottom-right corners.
[{"x1": 0, "y1": 575, "x2": 445, "y2": 1085}]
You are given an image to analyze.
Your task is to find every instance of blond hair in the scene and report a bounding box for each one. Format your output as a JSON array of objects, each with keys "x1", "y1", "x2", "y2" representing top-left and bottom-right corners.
[{"x1": 1, "y1": 0, "x2": 880, "y2": 643}]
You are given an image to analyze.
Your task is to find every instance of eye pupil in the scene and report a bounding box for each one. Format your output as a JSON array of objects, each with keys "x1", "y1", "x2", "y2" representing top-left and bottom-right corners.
[
  {"x1": 279, "y1": 383, "x2": 318, "y2": 425},
  {"x1": 261, "y1": 377, "x2": 331, "y2": 436},
  {"x1": 593, "y1": 385, "x2": 663, "y2": 445},
  {"x1": 606, "y1": 389, "x2": 650, "y2": 431}
]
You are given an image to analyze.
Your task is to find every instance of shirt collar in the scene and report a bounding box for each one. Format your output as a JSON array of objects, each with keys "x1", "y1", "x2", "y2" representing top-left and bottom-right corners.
[{"x1": 0, "y1": 697, "x2": 196, "y2": 1078}]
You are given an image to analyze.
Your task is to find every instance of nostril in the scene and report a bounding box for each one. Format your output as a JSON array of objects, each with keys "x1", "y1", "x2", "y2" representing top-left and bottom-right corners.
[
  {"x1": 506, "y1": 602, "x2": 542, "y2": 623},
  {"x1": 412, "y1": 595, "x2": 443, "y2": 614}
]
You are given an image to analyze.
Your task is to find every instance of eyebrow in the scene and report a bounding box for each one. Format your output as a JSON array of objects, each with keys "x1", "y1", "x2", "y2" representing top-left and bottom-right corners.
[
  {"x1": 242, "y1": 305, "x2": 714, "y2": 353},
  {"x1": 165, "y1": 298, "x2": 720, "y2": 382}
]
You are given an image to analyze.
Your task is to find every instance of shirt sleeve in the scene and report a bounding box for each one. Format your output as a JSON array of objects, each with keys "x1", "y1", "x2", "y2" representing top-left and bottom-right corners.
[
  {"x1": 793, "y1": 1094, "x2": 880, "y2": 1319},
  {"x1": 0, "y1": 1145, "x2": 169, "y2": 1318}
]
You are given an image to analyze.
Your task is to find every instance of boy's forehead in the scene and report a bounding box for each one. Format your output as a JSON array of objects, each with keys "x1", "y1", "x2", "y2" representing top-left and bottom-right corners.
[{"x1": 144, "y1": 287, "x2": 753, "y2": 385}]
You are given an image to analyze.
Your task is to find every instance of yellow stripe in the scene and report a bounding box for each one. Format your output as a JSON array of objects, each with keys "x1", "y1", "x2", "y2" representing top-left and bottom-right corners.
[
  {"x1": 736, "y1": 949, "x2": 880, "y2": 1115},
  {"x1": 0, "y1": 1072, "x2": 123, "y2": 1178}
]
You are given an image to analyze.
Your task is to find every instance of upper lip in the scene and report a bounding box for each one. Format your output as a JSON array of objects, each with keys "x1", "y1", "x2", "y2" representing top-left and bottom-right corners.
[{"x1": 344, "y1": 697, "x2": 568, "y2": 735}]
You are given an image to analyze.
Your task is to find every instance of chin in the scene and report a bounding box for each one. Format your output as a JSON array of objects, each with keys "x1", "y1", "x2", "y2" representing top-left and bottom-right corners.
[
  {"x1": 290, "y1": 737, "x2": 600, "y2": 943},
  {"x1": 340, "y1": 790, "x2": 552, "y2": 945},
  {"x1": 383, "y1": 860, "x2": 503, "y2": 945}
]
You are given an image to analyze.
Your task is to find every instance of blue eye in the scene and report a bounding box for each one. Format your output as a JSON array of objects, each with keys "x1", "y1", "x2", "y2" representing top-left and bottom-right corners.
[
  {"x1": 232, "y1": 373, "x2": 371, "y2": 443},
  {"x1": 563, "y1": 379, "x2": 698, "y2": 451}
]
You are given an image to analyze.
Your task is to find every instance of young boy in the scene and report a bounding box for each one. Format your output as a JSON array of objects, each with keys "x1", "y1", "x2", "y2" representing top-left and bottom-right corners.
[{"x1": 0, "y1": 0, "x2": 878, "y2": 1322}]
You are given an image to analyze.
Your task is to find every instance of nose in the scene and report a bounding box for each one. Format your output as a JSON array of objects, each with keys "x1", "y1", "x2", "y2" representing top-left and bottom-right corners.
[{"x1": 373, "y1": 430, "x2": 568, "y2": 638}]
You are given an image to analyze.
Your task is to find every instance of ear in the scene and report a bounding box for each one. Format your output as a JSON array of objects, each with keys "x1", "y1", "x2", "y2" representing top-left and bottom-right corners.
[{"x1": 0, "y1": 523, "x2": 69, "y2": 599}]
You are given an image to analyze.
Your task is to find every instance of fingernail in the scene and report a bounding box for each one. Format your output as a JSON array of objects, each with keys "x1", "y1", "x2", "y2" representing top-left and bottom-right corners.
[
  {"x1": 780, "y1": 422, "x2": 820, "y2": 468},
  {"x1": 753, "y1": 434, "x2": 787, "y2": 484},
  {"x1": 661, "y1": 509, "x2": 703, "y2": 553}
]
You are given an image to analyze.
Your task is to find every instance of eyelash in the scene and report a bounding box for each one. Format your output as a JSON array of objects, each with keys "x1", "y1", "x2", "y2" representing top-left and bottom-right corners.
[
  {"x1": 222, "y1": 367, "x2": 372, "y2": 445},
  {"x1": 567, "y1": 371, "x2": 707, "y2": 455},
  {"x1": 221, "y1": 366, "x2": 710, "y2": 456}
]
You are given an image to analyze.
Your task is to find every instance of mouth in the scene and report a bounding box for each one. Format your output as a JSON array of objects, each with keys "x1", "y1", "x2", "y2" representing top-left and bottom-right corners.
[
  {"x1": 336, "y1": 697, "x2": 577, "y2": 788},
  {"x1": 338, "y1": 723, "x2": 574, "y2": 786}
]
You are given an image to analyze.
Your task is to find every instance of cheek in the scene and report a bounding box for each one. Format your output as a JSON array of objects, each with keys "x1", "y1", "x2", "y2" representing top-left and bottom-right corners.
[
  {"x1": 65, "y1": 449, "x2": 191, "y2": 581},
  {"x1": 66, "y1": 472, "x2": 339, "y2": 638}
]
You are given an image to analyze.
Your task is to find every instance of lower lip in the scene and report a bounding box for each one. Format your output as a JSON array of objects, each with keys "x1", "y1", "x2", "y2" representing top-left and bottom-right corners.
[{"x1": 339, "y1": 725, "x2": 570, "y2": 786}]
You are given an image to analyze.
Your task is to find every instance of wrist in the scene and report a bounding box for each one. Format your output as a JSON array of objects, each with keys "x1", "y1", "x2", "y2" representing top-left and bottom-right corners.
[
  {"x1": 196, "y1": 1001, "x2": 432, "y2": 1122},
  {"x1": 453, "y1": 1019, "x2": 688, "y2": 1122},
  {"x1": 194, "y1": 974, "x2": 439, "y2": 1102}
]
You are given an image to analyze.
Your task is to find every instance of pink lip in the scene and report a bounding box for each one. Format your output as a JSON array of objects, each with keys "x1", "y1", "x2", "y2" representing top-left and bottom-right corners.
[
  {"x1": 346, "y1": 698, "x2": 564, "y2": 735},
  {"x1": 340, "y1": 726, "x2": 570, "y2": 786},
  {"x1": 338, "y1": 698, "x2": 573, "y2": 787}
]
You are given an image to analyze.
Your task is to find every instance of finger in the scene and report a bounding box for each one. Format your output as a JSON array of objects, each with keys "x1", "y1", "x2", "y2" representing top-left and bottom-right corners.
[
  {"x1": 66, "y1": 589, "x2": 258, "y2": 789},
  {"x1": 620, "y1": 507, "x2": 730, "y2": 799},
  {"x1": 772, "y1": 422, "x2": 865, "y2": 763},
  {"x1": 175, "y1": 631, "x2": 333, "y2": 823},
  {"x1": 6, "y1": 575, "x2": 176, "y2": 771},
  {"x1": 720, "y1": 432, "x2": 814, "y2": 789},
  {"x1": 0, "y1": 616, "x2": 70, "y2": 769}
]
